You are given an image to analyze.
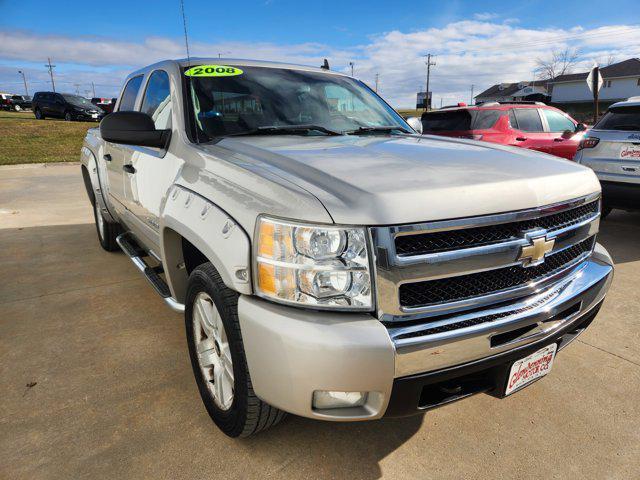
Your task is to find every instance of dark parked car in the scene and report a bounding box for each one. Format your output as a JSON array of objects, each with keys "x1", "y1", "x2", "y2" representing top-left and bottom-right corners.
[
  {"x1": 90, "y1": 97, "x2": 116, "y2": 114},
  {"x1": 8, "y1": 95, "x2": 32, "y2": 111},
  {"x1": 32, "y1": 92, "x2": 105, "y2": 121}
]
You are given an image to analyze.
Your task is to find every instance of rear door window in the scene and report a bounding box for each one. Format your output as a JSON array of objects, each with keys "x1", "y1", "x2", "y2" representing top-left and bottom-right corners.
[
  {"x1": 140, "y1": 70, "x2": 172, "y2": 129},
  {"x1": 118, "y1": 75, "x2": 144, "y2": 111},
  {"x1": 542, "y1": 109, "x2": 575, "y2": 132},
  {"x1": 421, "y1": 110, "x2": 474, "y2": 131},
  {"x1": 471, "y1": 110, "x2": 501, "y2": 129},
  {"x1": 513, "y1": 109, "x2": 544, "y2": 132},
  {"x1": 594, "y1": 106, "x2": 640, "y2": 131}
]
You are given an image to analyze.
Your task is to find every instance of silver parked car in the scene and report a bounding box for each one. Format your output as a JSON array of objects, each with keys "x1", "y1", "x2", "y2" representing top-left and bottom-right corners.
[{"x1": 575, "y1": 96, "x2": 640, "y2": 216}]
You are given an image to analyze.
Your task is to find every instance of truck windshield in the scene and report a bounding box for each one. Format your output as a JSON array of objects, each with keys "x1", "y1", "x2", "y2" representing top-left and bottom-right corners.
[{"x1": 185, "y1": 66, "x2": 409, "y2": 140}]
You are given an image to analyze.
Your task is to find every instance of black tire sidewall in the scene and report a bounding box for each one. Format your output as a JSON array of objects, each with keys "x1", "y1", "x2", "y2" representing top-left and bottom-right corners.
[
  {"x1": 35, "y1": 109, "x2": 42, "y2": 119},
  {"x1": 185, "y1": 265, "x2": 250, "y2": 437},
  {"x1": 64, "y1": 111, "x2": 72, "y2": 121}
]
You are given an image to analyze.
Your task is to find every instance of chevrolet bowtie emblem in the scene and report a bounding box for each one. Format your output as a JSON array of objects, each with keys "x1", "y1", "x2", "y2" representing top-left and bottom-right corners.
[{"x1": 518, "y1": 235, "x2": 555, "y2": 267}]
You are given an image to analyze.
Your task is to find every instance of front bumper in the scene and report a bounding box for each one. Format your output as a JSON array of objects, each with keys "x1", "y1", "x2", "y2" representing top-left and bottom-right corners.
[{"x1": 238, "y1": 244, "x2": 613, "y2": 421}]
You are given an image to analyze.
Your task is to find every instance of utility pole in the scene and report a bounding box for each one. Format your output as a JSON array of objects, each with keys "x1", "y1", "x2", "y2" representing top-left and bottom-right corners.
[
  {"x1": 91, "y1": 82, "x2": 96, "y2": 97},
  {"x1": 440, "y1": 98, "x2": 443, "y2": 108},
  {"x1": 424, "y1": 53, "x2": 436, "y2": 111},
  {"x1": 470, "y1": 84, "x2": 474, "y2": 105},
  {"x1": 45, "y1": 57, "x2": 56, "y2": 92},
  {"x1": 349, "y1": 62, "x2": 355, "y2": 76},
  {"x1": 74, "y1": 83, "x2": 81, "y2": 95},
  {"x1": 18, "y1": 70, "x2": 28, "y2": 95},
  {"x1": 375, "y1": 73, "x2": 379, "y2": 92}
]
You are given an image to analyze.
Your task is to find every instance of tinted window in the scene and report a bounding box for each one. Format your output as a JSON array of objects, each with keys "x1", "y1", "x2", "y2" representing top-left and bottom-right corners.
[
  {"x1": 542, "y1": 109, "x2": 575, "y2": 132},
  {"x1": 141, "y1": 70, "x2": 172, "y2": 129},
  {"x1": 118, "y1": 75, "x2": 144, "y2": 111},
  {"x1": 472, "y1": 110, "x2": 501, "y2": 129},
  {"x1": 513, "y1": 109, "x2": 543, "y2": 132},
  {"x1": 594, "y1": 106, "x2": 640, "y2": 131},
  {"x1": 422, "y1": 110, "x2": 474, "y2": 131}
]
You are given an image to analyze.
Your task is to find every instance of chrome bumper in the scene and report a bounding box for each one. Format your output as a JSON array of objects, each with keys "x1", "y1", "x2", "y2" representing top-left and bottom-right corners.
[{"x1": 392, "y1": 243, "x2": 613, "y2": 378}]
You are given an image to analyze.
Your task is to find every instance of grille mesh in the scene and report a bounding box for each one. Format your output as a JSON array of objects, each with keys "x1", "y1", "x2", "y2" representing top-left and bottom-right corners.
[
  {"x1": 399, "y1": 237, "x2": 594, "y2": 309},
  {"x1": 395, "y1": 200, "x2": 599, "y2": 257}
]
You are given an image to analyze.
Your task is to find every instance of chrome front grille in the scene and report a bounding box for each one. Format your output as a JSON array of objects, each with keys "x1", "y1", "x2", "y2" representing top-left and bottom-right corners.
[
  {"x1": 370, "y1": 193, "x2": 601, "y2": 322},
  {"x1": 399, "y1": 237, "x2": 595, "y2": 308},
  {"x1": 394, "y1": 200, "x2": 599, "y2": 256}
]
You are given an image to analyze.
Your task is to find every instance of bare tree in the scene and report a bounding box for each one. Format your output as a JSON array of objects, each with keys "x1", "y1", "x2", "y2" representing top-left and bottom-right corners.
[
  {"x1": 535, "y1": 48, "x2": 581, "y2": 80},
  {"x1": 605, "y1": 54, "x2": 615, "y2": 66}
]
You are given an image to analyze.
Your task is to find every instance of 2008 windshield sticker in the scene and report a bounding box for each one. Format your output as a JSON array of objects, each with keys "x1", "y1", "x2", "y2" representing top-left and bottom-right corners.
[{"x1": 184, "y1": 65, "x2": 244, "y2": 77}]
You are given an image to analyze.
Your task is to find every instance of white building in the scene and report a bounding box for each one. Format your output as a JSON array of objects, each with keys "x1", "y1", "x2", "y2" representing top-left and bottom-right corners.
[{"x1": 549, "y1": 58, "x2": 640, "y2": 104}]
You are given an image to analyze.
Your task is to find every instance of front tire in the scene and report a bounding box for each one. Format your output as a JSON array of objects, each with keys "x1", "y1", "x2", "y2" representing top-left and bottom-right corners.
[
  {"x1": 185, "y1": 263, "x2": 285, "y2": 437},
  {"x1": 14, "y1": 105, "x2": 22, "y2": 112},
  {"x1": 64, "y1": 111, "x2": 73, "y2": 121},
  {"x1": 92, "y1": 200, "x2": 120, "y2": 251}
]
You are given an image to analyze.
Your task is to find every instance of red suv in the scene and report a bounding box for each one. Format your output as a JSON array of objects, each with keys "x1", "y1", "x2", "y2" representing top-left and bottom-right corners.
[{"x1": 420, "y1": 102, "x2": 587, "y2": 160}]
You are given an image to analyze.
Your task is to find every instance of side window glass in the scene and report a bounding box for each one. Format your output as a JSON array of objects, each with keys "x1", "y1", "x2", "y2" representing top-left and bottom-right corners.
[
  {"x1": 140, "y1": 70, "x2": 172, "y2": 129},
  {"x1": 118, "y1": 75, "x2": 144, "y2": 112},
  {"x1": 473, "y1": 110, "x2": 501, "y2": 129},
  {"x1": 513, "y1": 109, "x2": 543, "y2": 132},
  {"x1": 542, "y1": 109, "x2": 575, "y2": 132}
]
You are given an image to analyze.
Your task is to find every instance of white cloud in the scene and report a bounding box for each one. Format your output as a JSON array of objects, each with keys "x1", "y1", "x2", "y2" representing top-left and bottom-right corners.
[
  {"x1": 473, "y1": 13, "x2": 499, "y2": 21},
  {"x1": 1, "y1": 21, "x2": 639, "y2": 107}
]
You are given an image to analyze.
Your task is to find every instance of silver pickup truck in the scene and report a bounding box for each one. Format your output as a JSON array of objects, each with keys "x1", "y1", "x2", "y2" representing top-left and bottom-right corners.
[{"x1": 80, "y1": 58, "x2": 613, "y2": 437}]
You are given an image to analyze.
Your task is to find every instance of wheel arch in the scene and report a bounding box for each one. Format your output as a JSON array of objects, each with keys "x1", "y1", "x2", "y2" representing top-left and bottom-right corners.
[{"x1": 160, "y1": 185, "x2": 252, "y2": 304}]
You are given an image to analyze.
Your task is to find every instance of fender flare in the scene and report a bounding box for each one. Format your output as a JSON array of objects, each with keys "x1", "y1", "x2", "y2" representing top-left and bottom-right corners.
[
  {"x1": 160, "y1": 185, "x2": 252, "y2": 303},
  {"x1": 80, "y1": 146, "x2": 117, "y2": 223}
]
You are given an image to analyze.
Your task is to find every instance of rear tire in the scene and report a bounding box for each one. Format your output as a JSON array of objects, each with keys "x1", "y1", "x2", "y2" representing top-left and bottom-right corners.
[
  {"x1": 34, "y1": 108, "x2": 44, "y2": 120},
  {"x1": 92, "y1": 200, "x2": 121, "y2": 251},
  {"x1": 185, "y1": 263, "x2": 286, "y2": 437},
  {"x1": 14, "y1": 105, "x2": 22, "y2": 112}
]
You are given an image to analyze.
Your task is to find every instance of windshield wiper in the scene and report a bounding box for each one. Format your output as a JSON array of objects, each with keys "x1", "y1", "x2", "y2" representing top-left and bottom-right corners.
[
  {"x1": 226, "y1": 124, "x2": 342, "y2": 137},
  {"x1": 345, "y1": 125, "x2": 410, "y2": 135}
]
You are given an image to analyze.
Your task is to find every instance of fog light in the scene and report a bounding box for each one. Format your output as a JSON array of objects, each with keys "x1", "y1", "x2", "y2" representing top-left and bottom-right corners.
[{"x1": 312, "y1": 390, "x2": 368, "y2": 410}]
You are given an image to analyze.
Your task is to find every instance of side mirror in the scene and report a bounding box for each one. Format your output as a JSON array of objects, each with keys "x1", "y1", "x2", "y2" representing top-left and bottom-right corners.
[
  {"x1": 100, "y1": 111, "x2": 170, "y2": 148},
  {"x1": 406, "y1": 116, "x2": 423, "y2": 134},
  {"x1": 575, "y1": 123, "x2": 587, "y2": 133}
]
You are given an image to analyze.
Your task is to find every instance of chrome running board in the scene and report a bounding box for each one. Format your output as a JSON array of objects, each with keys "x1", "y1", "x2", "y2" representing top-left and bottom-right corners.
[{"x1": 115, "y1": 232, "x2": 185, "y2": 313}]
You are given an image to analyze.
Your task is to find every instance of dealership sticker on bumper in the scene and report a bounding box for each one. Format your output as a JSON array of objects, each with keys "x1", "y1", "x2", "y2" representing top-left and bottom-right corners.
[
  {"x1": 620, "y1": 144, "x2": 640, "y2": 159},
  {"x1": 505, "y1": 343, "x2": 557, "y2": 396}
]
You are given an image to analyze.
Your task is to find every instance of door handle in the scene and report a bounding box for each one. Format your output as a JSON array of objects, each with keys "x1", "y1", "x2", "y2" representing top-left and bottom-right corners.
[
  {"x1": 553, "y1": 138, "x2": 565, "y2": 142},
  {"x1": 103, "y1": 154, "x2": 111, "y2": 162},
  {"x1": 123, "y1": 164, "x2": 136, "y2": 174},
  {"x1": 515, "y1": 136, "x2": 527, "y2": 141}
]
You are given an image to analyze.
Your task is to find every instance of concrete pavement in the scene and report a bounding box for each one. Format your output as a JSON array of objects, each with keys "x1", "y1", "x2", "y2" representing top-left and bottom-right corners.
[{"x1": 1, "y1": 163, "x2": 638, "y2": 479}]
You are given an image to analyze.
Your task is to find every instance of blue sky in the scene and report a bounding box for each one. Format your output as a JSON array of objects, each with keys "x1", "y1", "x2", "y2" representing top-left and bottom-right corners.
[{"x1": 0, "y1": 0, "x2": 639, "y2": 106}]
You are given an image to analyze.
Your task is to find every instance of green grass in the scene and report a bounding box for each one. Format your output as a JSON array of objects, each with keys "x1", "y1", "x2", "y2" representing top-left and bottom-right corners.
[
  {"x1": 396, "y1": 109, "x2": 425, "y2": 119},
  {"x1": 0, "y1": 110, "x2": 97, "y2": 165}
]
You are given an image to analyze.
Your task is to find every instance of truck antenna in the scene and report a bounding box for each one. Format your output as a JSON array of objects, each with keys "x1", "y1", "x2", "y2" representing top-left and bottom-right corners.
[
  {"x1": 180, "y1": 0, "x2": 191, "y2": 62},
  {"x1": 180, "y1": 0, "x2": 200, "y2": 144}
]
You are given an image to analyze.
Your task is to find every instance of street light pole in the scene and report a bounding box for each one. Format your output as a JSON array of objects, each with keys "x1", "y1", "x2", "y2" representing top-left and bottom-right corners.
[
  {"x1": 18, "y1": 70, "x2": 28, "y2": 95},
  {"x1": 470, "y1": 84, "x2": 474, "y2": 105},
  {"x1": 375, "y1": 73, "x2": 379, "y2": 92},
  {"x1": 424, "y1": 53, "x2": 436, "y2": 111},
  {"x1": 45, "y1": 57, "x2": 56, "y2": 92}
]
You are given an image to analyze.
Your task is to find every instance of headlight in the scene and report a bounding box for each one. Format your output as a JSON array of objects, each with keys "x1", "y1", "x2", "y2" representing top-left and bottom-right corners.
[{"x1": 254, "y1": 217, "x2": 372, "y2": 310}]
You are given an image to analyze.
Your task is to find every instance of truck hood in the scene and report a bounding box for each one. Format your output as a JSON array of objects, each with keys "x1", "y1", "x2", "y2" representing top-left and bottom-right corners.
[{"x1": 204, "y1": 134, "x2": 600, "y2": 225}]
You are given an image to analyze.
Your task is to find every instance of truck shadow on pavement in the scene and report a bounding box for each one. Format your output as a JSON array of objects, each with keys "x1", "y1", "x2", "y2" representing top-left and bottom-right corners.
[{"x1": 597, "y1": 210, "x2": 640, "y2": 265}]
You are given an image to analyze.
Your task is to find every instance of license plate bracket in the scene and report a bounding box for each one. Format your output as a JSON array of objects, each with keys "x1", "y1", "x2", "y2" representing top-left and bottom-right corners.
[{"x1": 505, "y1": 343, "x2": 557, "y2": 396}]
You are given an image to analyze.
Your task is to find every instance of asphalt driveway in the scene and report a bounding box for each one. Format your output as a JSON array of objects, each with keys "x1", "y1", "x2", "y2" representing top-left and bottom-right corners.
[{"x1": 1, "y1": 163, "x2": 638, "y2": 479}]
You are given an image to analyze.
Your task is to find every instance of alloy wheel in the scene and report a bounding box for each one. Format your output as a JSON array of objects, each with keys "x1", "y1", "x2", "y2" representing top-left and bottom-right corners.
[{"x1": 192, "y1": 292, "x2": 234, "y2": 410}]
